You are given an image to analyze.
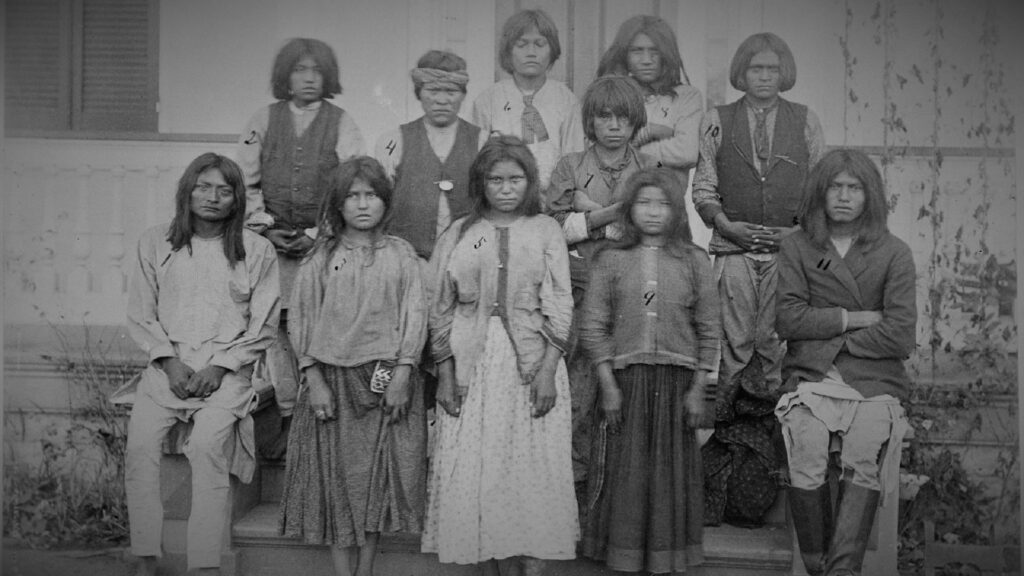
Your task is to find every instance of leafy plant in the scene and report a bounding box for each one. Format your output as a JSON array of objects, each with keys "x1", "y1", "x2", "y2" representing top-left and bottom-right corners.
[{"x1": 3, "y1": 322, "x2": 141, "y2": 548}]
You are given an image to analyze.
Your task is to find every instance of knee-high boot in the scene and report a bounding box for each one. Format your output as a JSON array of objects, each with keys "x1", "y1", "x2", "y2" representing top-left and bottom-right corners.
[
  {"x1": 824, "y1": 480, "x2": 880, "y2": 575},
  {"x1": 788, "y1": 484, "x2": 833, "y2": 575}
]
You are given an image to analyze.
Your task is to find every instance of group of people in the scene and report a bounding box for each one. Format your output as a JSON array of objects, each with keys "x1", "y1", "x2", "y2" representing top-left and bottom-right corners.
[{"x1": 120, "y1": 9, "x2": 917, "y2": 576}]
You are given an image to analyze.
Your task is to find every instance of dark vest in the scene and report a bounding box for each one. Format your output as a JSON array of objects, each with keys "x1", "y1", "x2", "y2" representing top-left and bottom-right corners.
[
  {"x1": 716, "y1": 98, "x2": 809, "y2": 231},
  {"x1": 260, "y1": 100, "x2": 342, "y2": 230},
  {"x1": 390, "y1": 118, "x2": 480, "y2": 259}
]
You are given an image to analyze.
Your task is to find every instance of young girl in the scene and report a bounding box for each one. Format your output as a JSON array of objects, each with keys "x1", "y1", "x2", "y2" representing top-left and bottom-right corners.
[
  {"x1": 421, "y1": 135, "x2": 577, "y2": 576},
  {"x1": 237, "y1": 38, "x2": 367, "y2": 457},
  {"x1": 280, "y1": 156, "x2": 427, "y2": 576},
  {"x1": 597, "y1": 15, "x2": 706, "y2": 246},
  {"x1": 546, "y1": 74, "x2": 656, "y2": 494},
  {"x1": 472, "y1": 8, "x2": 584, "y2": 190},
  {"x1": 579, "y1": 167, "x2": 718, "y2": 574}
]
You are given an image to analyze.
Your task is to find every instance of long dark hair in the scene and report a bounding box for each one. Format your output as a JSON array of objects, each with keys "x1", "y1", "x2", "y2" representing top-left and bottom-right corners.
[
  {"x1": 312, "y1": 156, "x2": 393, "y2": 268},
  {"x1": 270, "y1": 38, "x2": 343, "y2": 101},
  {"x1": 613, "y1": 167, "x2": 701, "y2": 260},
  {"x1": 166, "y1": 153, "x2": 247, "y2": 264},
  {"x1": 458, "y1": 135, "x2": 542, "y2": 241},
  {"x1": 800, "y1": 148, "x2": 889, "y2": 248},
  {"x1": 596, "y1": 15, "x2": 691, "y2": 96}
]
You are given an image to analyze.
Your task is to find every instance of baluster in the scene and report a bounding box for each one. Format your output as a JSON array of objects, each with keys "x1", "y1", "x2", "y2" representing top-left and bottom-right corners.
[
  {"x1": 105, "y1": 166, "x2": 127, "y2": 295},
  {"x1": 68, "y1": 165, "x2": 93, "y2": 294},
  {"x1": 34, "y1": 164, "x2": 60, "y2": 294}
]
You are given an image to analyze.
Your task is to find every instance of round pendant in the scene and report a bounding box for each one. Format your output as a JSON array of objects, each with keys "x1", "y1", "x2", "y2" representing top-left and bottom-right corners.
[{"x1": 437, "y1": 179, "x2": 454, "y2": 192}]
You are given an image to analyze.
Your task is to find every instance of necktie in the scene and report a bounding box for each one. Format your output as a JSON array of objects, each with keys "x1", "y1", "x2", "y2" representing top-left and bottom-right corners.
[
  {"x1": 521, "y1": 93, "x2": 549, "y2": 144},
  {"x1": 754, "y1": 107, "x2": 770, "y2": 161}
]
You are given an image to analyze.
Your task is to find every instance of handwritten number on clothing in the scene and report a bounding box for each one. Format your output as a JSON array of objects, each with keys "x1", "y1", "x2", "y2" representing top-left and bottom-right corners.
[
  {"x1": 816, "y1": 258, "x2": 831, "y2": 271},
  {"x1": 244, "y1": 131, "x2": 258, "y2": 145},
  {"x1": 583, "y1": 174, "x2": 594, "y2": 188},
  {"x1": 661, "y1": 107, "x2": 669, "y2": 118},
  {"x1": 643, "y1": 290, "x2": 656, "y2": 306},
  {"x1": 703, "y1": 124, "x2": 720, "y2": 139},
  {"x1": 473, "y1": 237, "x2": 487, "y2": 249},
  {"x1": 385, "y1": 140, "x2": 397, "y2": 156},
  {"x1": 503, "y1": 101, "x2": 512, "y2": 112}
]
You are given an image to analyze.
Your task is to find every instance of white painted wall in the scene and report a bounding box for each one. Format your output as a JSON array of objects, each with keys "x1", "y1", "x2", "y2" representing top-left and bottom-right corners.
[{"x1": 157, "y1": 0, "x2": 497, "y2": 148}]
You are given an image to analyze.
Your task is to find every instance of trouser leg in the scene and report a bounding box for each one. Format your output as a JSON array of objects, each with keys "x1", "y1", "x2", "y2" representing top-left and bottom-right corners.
[
  {"x1": 779, "y1": 405, "x2": 833, "y2": 574},
  {"x1": 125, "y1": 390, "x2": 180, "y2": 558},
  {"x1": 714, "y1": 255, "x2": 757, "y2": 417},
  {"x1": 182, "y1": 406, "x2": 237, "y2": 569},
  {"x1": 752, "y1": 256, "x2": 783, "y2": 394},
  {"x1": 824, "y1": 403, "x2": 891, "y2": 575}
]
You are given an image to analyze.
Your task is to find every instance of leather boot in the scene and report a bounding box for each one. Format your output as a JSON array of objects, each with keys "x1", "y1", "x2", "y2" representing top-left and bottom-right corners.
[
  {"x1": 824, "y1": 480, "x2": 880, "y2": 575},
  {"x1": 789, "y1": 484, "x2": 833, "y2": 575}
]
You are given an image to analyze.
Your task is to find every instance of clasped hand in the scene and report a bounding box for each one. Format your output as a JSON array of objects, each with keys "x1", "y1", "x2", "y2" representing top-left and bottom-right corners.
[
  {"x1": 267, "y1": 229, "x2": 314, "y2": 258},
  {"x1": 161, "y1": 358, "x2": 227, "y2": 400}
]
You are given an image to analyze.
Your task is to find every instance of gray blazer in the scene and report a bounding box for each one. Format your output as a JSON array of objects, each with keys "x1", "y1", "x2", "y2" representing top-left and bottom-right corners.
[{"x1": 776, "y1": 229, "x2": 917, "y2": 400}]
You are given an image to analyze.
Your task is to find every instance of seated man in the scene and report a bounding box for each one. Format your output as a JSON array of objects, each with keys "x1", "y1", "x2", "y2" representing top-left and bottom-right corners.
[
  {"x1": 122, "y1": 153, "x2": 280, "y2": 575},
  {"x1": 775, "y1": 148, "x2": 915, "y2": 576}
]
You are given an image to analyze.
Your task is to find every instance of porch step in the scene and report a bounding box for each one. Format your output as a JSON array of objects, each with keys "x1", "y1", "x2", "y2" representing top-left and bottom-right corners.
[{"x1": 232, "y1": 503, "x2": 792, "y2": 576}]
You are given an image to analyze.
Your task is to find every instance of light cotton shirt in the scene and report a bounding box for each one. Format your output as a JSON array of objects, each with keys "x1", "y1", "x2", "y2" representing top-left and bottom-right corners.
[
  {"x1": 128, "y1": 226, "x2": 281, "y2": 375},
  {"x1": 237, "y1": 100, "x2": 367, "y2": 228},
  {"x1": 638, "y1": 84, "x2": 704, "y2": 173},
  {"x1": 288, "y1": 235, "x2": 427, "y2": 370},
  {"x1": 472, "y1": 78, "x2": 585, "y2": 190}
]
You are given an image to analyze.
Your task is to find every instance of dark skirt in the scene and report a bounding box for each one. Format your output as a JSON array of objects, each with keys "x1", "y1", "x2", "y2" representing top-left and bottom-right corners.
[
  {"x1": 279, "y1": 362, "x2": 427, "y2": 547},
  {"x1": 581, "y1": 364, "x2": 704, "y2": 573}
]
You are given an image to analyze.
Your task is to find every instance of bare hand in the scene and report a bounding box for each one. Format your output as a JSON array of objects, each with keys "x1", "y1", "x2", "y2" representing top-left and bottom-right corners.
[
  {"x1": 719, "y1": 219, "x2": 778, "y2": 252},
  {"x1": 636, "y1": 122, "x2": 674, "y2": 146},
  {"x1": 185, "y1": 365, "x2": 228, "y2": 399},
  {"x1": 847, "y1": 310, "x2": 883, "y2": 330},
  {"x1": 684, "y1": 373, "x2": 709, "y2": 428},
  {"x1": 266, "y1": 229, "x2": 297, "y2": 252},
  {"x1": 160, "y1": 358, "x2": 194, "y2": 400},
  {"x1": 305, "y1": 367, "x2": 335, "y2": 421},
  {"x1": 284, "y1": 234, "x2": 314, "y2": 258},
  {"x1": 600, "y1": 384, "x2": 623, "y2": 434},
  {"x1": 530, "y1": 366, "x2": 557, "y2": 418},
  {"x1": 382, "y1": 366, "x2": 412, "y2": 424},
  {"x1": 572, "y1": 190, "x2": 604, "y2": 213}
]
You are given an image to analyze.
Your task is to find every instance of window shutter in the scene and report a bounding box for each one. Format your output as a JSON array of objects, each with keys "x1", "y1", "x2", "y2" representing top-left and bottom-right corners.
[
  {"x1": 79, "y1": 0, "x2": 157, "y2": 131},
  {"x1": 4, "y1": 0, "x2": 71, "y2": 130}
]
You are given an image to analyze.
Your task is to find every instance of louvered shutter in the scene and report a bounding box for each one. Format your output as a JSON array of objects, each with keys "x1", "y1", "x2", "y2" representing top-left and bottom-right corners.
[
  {"x1": 79, "y1": 0, "x2": 157, "y2": 131},
  {"x1": 5, "y1": 0, "x2": 72, "y2": 130},
  {"x1": 4, "y1": 0, "x2": 157, "y2": 133}
]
